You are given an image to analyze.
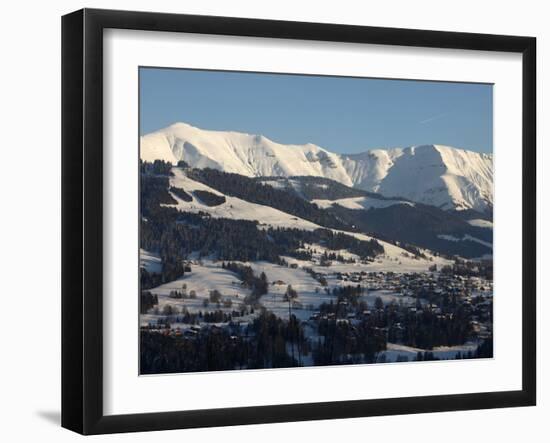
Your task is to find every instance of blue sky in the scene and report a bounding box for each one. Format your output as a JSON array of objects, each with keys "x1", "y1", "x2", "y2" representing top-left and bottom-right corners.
[{"x1": 140, "y1": 67, "x2": 493, "y2": 154}]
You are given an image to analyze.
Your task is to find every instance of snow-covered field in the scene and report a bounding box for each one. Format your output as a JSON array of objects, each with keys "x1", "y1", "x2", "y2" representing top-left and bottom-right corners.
[
  {"x1": 141, "y1": 260, "x2": 255, "y2": 327},
  {"x1": 142, "y1": 260, "x2": 329, "y2": 324},
  {"x1": 247, "y1": 261, "x2": 330, "y2": 321},
  {"x1": 281, "y1": 249, "x2": 449, "y2": 276},
  {"x1": 437, "y1": 234, "x2": 493, "y2": 248},
  {"x1": 312, "y1": 196, "x2": 413, "y2": 210},
  {"x1": 467, "y1": 218, "x2": 493, "y2": 229},
  {"x1": 140, "y1": 248, "x2": 162, "y2": 274},
  {"x1": 378, "y1": 342, "x2": 480, "y2": 362},
  {"x1": 142, "y1": 259, "x2": 429, "y2": 325}
]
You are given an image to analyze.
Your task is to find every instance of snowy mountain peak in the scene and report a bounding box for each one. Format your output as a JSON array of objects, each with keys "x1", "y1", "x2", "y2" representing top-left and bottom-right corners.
[
  {"x1": 341, "y1": 143, "x2": 493, "y2": 211},
  {"x1": 140, "y1": 123, "x2": 493, "y2": 213}
]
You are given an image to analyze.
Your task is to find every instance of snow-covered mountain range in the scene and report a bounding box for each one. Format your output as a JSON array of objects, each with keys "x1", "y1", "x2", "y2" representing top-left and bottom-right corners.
[{"x1": 141, "y1": 122, "x2": 493, "y2": 213}]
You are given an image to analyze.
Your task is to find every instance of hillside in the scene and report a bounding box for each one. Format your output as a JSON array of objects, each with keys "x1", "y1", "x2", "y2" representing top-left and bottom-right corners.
[
  {"x1": 199, "y1": 172, "x2": 492, "y2": 258},
  {"x1": 147, "y1": 166, "x2": 450, "y2": 271}
]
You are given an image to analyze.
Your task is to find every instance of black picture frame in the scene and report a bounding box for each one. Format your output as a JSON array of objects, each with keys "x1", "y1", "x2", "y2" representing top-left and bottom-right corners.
[{"x1": 62, "y1": 8, "x2": 536, "y2": 435}]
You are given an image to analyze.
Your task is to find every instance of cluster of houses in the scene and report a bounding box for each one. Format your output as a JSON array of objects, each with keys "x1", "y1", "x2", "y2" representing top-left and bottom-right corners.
[
  {"x1": 141, "y1": 266, "x2": 492, "y2": 348},
  {"x1": 330, "y1": 269, "x2": 492, "y2": 296},
  {"x1": 307, "y1": 269, "x2": 493, "y2": 342},
  {"x1": 140, "y1": 322, "x2": 237, "y2": 339}
]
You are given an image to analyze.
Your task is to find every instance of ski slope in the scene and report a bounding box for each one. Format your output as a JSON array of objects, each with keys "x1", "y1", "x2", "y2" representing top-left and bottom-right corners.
[
  {"x1": 467, "y1": 218, "x2": 493, "y2": 229},
  {"x1": 165, "y1": 168, "x2": 320, "y2": 231},
  {"x1": 140, "y1": 248, "x2": 162, "y2": 274},
  {"x1": 378, "y1": 342, "x2": 480, "y2": 362},
  {"x1": 312, "y1": 196, "x2": 413, "y2": 210}
]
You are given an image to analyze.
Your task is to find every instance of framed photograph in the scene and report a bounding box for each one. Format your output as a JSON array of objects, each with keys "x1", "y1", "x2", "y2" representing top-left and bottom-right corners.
[{"x1": 62, "y1": 8, "x2": 536, "y2": 435}]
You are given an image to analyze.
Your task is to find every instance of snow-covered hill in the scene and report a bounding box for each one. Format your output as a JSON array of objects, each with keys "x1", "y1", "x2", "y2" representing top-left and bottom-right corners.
[
  {"x1": 141, "y1": 122, "x2": 493, "y2": 213},
  {"x1": 164, "y1": 168, "x2": 450, "y2": 271}
]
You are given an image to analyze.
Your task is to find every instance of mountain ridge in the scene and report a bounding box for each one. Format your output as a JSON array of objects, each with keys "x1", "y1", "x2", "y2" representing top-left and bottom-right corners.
[{"x1": 140, "y1": 122, "x2": 493, "y2": 213}]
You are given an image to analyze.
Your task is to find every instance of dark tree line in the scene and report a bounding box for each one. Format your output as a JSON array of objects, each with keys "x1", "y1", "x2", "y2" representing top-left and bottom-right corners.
[
  {"x1": 315, "y1": 284, "x2": 477, "y2": 350},
  {"x1": 141, "y1": 175, "x2": 177, "y2": 212},
  {"x1": 142, "y1": 306, "x2": 255, "y2": 327},
  {"x1": 140, "y1": 310, "x2": 304, "y2": 373},
  {"x1": 313, "y1": 317, "x2": 387, "y2": 365},
  {"x1": 441, "y1": 258, "x2": 493, "y2": 280},
  {"x1": 141, "y1": 215, "x2": 384, "y2": 280},
  {"x1": 140, "y1": 267, "x2": 163, "y2": 290},
  {"x1": 267, "y1": 227, "x2": 384, "y2": 261},
  {"x1": 193, "y1": 190, "x2": 226, "y2": 206},
  {"x1": 187, "y1": 168, "x2": 352, "y2": 230},
  {"x1": 222, "y1": 262, "x2": 269, "y2": 304},
  {"x1": 142, "y1": 211, "x2": 283, "y2": 264},
  {"x1": 141, "y1": 328, "x2": 245, "y2": 374},
  {"x1": 140, "y1": 206, "x2": 385, "y2": 284},
  {"x1": 169, "y1": 186, "x2": 193, "y2": 202},
  {"x1": 140, "y1": 159, "x2": 173, "y2": 176},
  {"x1": 140, "y1": 291, "x2": 159, "y2": 314},
  {"x1": 319, "y1": 250, "x2": 356, "y2": 265}
]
